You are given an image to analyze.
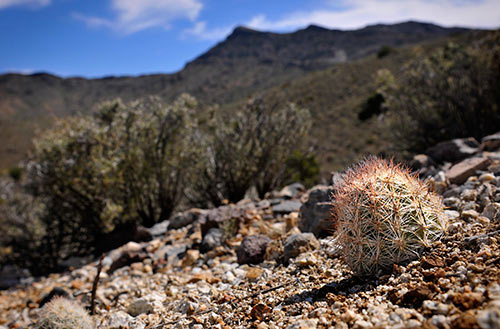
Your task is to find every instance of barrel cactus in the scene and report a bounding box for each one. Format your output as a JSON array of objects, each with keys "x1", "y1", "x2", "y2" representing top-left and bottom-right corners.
[
  {"x1": 333, "y1": 158, "x2": 447, "y2": 276},
  {"x1": 35, "y1": 297, "x2": 93, "y2": 329}
]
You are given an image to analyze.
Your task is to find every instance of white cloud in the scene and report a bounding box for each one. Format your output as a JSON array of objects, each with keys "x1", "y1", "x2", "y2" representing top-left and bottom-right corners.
[
  {"x1": 0, "y1": 0, "x2": 50, "y2": 10},
  {"x1": 75, "y1": 0, "x2": 203, "y2": 34},
  {"x1": 182, "y1": 21, "x2": 234, "y2": 40},
  {"x1": 247, "y1": 0, "x2": 500, "y2": 32}
]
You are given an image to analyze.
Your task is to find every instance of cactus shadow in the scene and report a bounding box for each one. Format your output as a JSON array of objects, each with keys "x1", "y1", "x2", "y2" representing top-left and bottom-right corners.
[{"x1": 283, "y1": 276, "x2": 388, "y2": 305}]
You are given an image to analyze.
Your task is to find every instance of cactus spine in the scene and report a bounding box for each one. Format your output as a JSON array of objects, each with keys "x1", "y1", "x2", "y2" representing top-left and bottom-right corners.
[
  {"x1": 333, "y1": 158, "x2": 447, "y2": 276},
  {"x1": 36, "y1": 297, "x2": 94, "y2": 329}
]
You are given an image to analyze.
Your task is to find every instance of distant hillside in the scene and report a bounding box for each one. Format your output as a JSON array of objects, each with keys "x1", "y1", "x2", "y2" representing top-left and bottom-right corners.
[{"x1": 0, "y1": 21, "x2": 469, "y2": 169}]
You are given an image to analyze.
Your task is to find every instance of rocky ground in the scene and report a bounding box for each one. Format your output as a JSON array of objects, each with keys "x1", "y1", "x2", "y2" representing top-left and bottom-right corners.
[{"x1": 1, "y1": 133, "x2": 500, "y2": 329}]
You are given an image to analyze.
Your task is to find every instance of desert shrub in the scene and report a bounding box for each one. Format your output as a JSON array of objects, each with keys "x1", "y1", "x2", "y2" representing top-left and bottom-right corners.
[
  {"x1": 377, "y1": 45, "x2": 393, "y2": 58},
  {"x1": 24, "y1": 95, "x2": 198, "y2": 269},
  {"x1": 284, "y1": 150, "x2": 320, "y2": 188},
  {"x1": 187, "y1": 98, "x2": 311, "y2": 206},
  {"x1": 358, "y1": 92, "x2": 386, "y2": 121},
  {"x1": 383, "y1": 32, "x2": 500, "y2": 153},
  {"x1": 0, "y1": 177, "x2": 45, "y2": 270},
  {"x1": 333, "y1": 158, "x2": 447, "y2": 277}
]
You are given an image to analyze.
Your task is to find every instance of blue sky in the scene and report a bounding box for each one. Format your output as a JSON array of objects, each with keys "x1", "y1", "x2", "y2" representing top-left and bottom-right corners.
[{"x1": 1, "y1": 0, "x2": 499, "y2": 78}]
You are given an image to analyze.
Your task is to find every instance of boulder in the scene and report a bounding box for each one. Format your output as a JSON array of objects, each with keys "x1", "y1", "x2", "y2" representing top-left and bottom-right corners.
[
  {"x1": 426, "y1": 137, "x2": 479, "y2": 163},
  {"x1": 271, "y1": 200, "x2": 302, "y2": 215},
  {"x1": 283, "y1": 233, "x2": 320, "y2": 263},
  {"x1": 299, "y1": 185, "x2": 334, "y2": 237},
  {"x1": 445, "y1": 156, "x2": 491, "y2": 184},
  {"x1": 236, "y1": 235, "x2": 271, "y2": 265},
  {"x1": 168, "y1": 208, "x2": 206, "y2": 230}
]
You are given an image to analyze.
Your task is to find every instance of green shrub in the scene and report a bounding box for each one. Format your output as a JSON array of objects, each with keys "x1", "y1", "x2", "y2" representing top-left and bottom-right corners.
[
  {"x1": 383, "y1": 32, "x2": 500, "y2": 153},
  {"x1": 358, "y1": 92, "x2": 386, "y2": 121},
  {"x1": 284, "y1": 150, "x2": 320, "y2": 188},
  {"x1": 187, "y1": 98, "x2": 311, "y2": 206},
  {"x1": 377, "y1": 45, "x2": 393, "y2": 58},
  {"x1": 25, "y1": 95, "x2": 198, "y2": 268}
]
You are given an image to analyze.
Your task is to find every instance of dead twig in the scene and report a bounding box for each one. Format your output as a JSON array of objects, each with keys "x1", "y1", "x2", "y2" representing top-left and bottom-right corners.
[
  {"x1": 464, "y1": 229, "x2": 500, "y2": 243},
  {"x1": 90, "y1": 254, "x2": 104, "y2": 315}
]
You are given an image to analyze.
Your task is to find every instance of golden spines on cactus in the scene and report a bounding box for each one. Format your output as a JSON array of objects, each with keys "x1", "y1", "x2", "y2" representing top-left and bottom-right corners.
[{"x1": 332, "y1": 157, "x2": 447, "y2": 277}]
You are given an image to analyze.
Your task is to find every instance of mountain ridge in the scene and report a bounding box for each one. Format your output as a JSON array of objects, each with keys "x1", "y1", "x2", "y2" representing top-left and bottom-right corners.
[{"x1": 0, "y1": 21, "x2": 472, "y2": 169}]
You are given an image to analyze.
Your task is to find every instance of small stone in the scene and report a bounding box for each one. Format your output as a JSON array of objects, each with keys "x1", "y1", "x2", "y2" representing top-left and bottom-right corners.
[
  {"x1": 107, "y1": 311, "x2": 135, "y2": 329},
  {"x1": 200, "y1": 228, "x2": 223, "y2": 253},
  {"x1": 482, "y1": 132, "x2": 500, "y2": 151},
  {"x1": 482, "y1": 203, "x2": 500, "y2": 220},
  {"x1": 182, "y1": 249, "x2": 200, "y2": 267},
  {"x1": 444, "y1": 197, "x2": 460, "y2": 208},
  {"x1": 431, "y1": 314, "x2": 448, "y2": 328},
  {"x1": 286, "y1": 319, "x2": 318, "y2": 329},
  {"x1": 283, "y1": 233, "x2": 320, "y2": 263},
  {"x1": 462, "y1": 209, "x2": 480, "y2": 220},
  {"x1": 401, "y1": 285, "x2": 434, "y2": 307},
  {"x1": 477, "y1": 307, "x2": 500, "y2": 329},
  {"x1": 480, "y1": 173, "x2": 496, "y2": 183},
  {"x1": 236, "y1": 235, "x2": 271, "y2": 265},
  {"x1": 127, "y1": 298, "x2": 154, "y2": 317},
  {"x1": 445, "y1": 210, "x2": 460, "y2": 220},
  {"x1": 453, "y1": 292, "x2": 484, "y2": 310},
  {"x1": 461, "y1": 189, "x2": 478, "y2": 201},
  {"x1": 478, "y1": 216, "x2": 491, "y2": 226},
  {"x1": 246, "y1": 267, "x2": 264, "y2": 281},
  {"x1": 278, "y1": 183, "x2": 305, "y2": 199}
]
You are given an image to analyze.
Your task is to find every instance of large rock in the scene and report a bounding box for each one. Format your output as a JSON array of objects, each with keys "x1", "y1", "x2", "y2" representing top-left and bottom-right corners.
[
  {"x1": 283, "y1": 233, "x2": 320, "y2": 263},
  {"x1": 271, "y1": 200, "x2": 302, "y2": 215},
  {"x1": 0, "y1": 265, "x2": 31, "y2": 290},
  {"x1": 445, "y1": 156, "x2": 491, "y2": 184},
  {"x1": 236, "y1": 235, "x2": 271, "y2": 265},
  {"x1": 168, "y1": 208, "x2": 206, "y2": 230},
  {"x1": 299, "y1": 185, "x2": 334, "y2": 237},
  {"x1": 427, "y1": 137, "x2": 480, "y2": 163}
]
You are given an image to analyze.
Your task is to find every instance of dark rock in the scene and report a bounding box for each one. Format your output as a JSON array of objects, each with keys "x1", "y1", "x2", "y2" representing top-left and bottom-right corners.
[
  {"x1": 200, "y1": 203, "x2": 254, "y2": 237},
  {"x1": 236, "y1": 235, "x2": 271, "y2": 265},
  {"x1": 283, "y1": 233, "x2": 320, "y2": 263},
  {"x1": 299, "y1": 185, "x2": 334, "y2": 237},
  {"x1": 278, "y1": 183, "x2": 305, "y2": 199},
  {"x1": 200, "y1": 228, "x2": 223, "y2": 253},
  {"x1": 39, "y1": 287, "x2": 70, "y2": 308},
  {"x1": 168, "y1": 208, "x2": 206, "y2": 230},
  {"x1": 409, "y1": 154, "x2": 435, "y2": 171},
  {"x1": 0, "y1": 265, "x2": 31, "y2": 290},
  {"x1": 443, "y1": 185, "x2": 461, "y2": 198},
  {"x1": 401, "y1": 285, "x2": 434, "y2": 308},
  {"x1": 427, "y1": 137, "x2": 479, "y2": 163},
  {"x1": 133, "y1": 225, "x2": 153, "y2": 242},
  {"x1": 446, "y1": 157, "x2": 491, "y2": 184},
  {"x1": 108, "y1": 249, "x2": 148, "y2": 274},
  {"x1": 421, "y1": 255, "x2": 445, "y2": 269},
  {"x1": 482, "y1": 132, "x2": 500, "y2": 151},
  {"x1": 154, "y1": 244, "x2": 187, "y2": 263},
  {"x1": 271, "y1": 200, "x2": 302, "y2": 215}
]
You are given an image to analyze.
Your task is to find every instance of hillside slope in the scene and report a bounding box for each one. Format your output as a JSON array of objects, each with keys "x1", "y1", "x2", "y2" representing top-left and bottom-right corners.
[{"x1": 0, "y1": 21, "x2": 469, "y2": 168}]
